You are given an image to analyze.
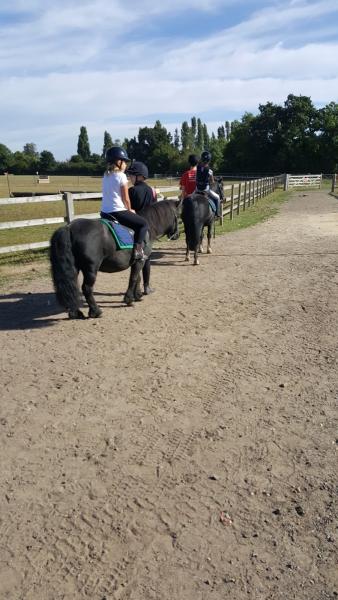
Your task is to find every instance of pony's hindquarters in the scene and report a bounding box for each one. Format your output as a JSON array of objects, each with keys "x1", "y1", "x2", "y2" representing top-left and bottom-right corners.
[
  {"x1": 50, "y1": 226, "x2": 83, "y2": 318},
  {"x1": 182, "y1": 196, "x2": 201, "y2": 252}
]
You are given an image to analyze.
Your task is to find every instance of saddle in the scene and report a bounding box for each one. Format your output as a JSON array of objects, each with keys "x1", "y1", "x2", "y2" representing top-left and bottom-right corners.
[
  {"x1": 100, "y1": 218, "x2": 134, "y2": 250},
  {"x1": 193, "y1": 191, "x2": 217, "y2": 215}
]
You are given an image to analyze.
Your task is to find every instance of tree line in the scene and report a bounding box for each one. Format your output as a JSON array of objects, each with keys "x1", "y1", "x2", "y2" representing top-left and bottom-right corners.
[{"x1": 1, "y1": 95, "x2": 337, "y2": 177}]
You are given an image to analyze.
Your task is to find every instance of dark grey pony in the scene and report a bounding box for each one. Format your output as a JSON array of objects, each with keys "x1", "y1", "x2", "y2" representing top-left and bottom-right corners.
[
  {"x1": 181, "y1": 178, "x2": 224, "y2": 265},
  {"x1": 50, "y1": 199, "x2": 180, "y2": 319}
]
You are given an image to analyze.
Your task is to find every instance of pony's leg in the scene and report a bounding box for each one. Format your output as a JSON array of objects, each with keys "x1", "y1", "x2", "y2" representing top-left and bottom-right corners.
[
  {"x1": 194, "y1": 247, "x2": 200, "y2": 266},
  {"x1": 82, "y1": 268, "x2": 102, "y2": 318},
  {"x1": 135, "y1": 273, "x2": 143, "y2": 301},
  {"x1": 142, "y1": 258, "x2": 154, "y2": 294},
  {"x1": 185, "y1": 244, "x2": 190, "y2": 262},
  {"x1": 207, "y1": 222, "x2": 213, "y2": 254},
  {"x1": 67, "y1": 269, "x2": 85, "y2": 319},
  {"x1": 124, "y1": 261, "x2": 143, "y2": 305},
  {"x1": 199, "y1": 229, "x2": 204, "y2": 253}
]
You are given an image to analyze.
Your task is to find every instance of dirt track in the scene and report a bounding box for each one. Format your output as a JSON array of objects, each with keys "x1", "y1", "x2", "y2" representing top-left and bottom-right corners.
[{"x1": 1, "y1": 190, "x2": 337, "y2": 600}]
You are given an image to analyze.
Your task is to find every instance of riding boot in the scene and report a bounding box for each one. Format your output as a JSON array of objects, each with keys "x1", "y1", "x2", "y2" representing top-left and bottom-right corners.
[{"x1": 133, "y1": 243, "x2": 145, "y2": 261}]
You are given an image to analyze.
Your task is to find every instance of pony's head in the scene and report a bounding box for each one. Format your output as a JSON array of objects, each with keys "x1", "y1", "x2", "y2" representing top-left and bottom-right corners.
[{"x1": 214, "y1": 176, "x2": 224, "y2": 201}]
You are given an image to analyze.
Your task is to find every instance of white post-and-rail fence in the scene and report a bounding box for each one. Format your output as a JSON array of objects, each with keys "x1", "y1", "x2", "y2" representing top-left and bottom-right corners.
[
  {"x1": 0, "y1": 176, "x2": 281, "y2": 255},
  {"x1": 284, "y1": 174, "x2": 322, "y2": 190}
]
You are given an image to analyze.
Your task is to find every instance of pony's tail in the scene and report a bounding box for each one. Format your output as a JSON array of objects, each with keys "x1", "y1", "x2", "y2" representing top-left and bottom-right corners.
[
  {"x1": 184, "y1": 196, "x2": 201, "y2": 251},
  {"x1": 50, "y1": 226, "x2": 81, "y2": 315}
]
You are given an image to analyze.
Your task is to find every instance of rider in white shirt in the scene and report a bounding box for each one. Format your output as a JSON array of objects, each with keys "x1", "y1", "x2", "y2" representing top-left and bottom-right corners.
[{"x1": 100, "y1": 146, "x2": 148, "y2": 260}]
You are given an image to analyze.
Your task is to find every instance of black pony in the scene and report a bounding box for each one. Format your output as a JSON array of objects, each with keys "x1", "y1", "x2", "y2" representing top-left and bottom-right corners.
[
  {"x1": 50, "y1": 199, "x2": 180, "y2": 319},
  {"x1": 182, "y1": 178, "x2": 224, "y2": 265}
]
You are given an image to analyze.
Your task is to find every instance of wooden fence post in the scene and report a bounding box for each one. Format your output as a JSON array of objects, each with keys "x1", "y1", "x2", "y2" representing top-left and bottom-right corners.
[
  {"x1": 284, "y1": 174, "x2": 289, "y2": 190},
  {"x1": 248, "y1": 180, "x2": 252, "y2": 207},
  {"x1": 332, "y1": 173, "x2": 336, "y2": 193},
  {"x1": 237, "y1": 183, "x2": 241, "y2": 215},
  {"x1": 243, "y1": 181, "x2": 247, "y2": 211},
  {"x1": 230, "y1": 184, "x2": 234, "y2": 220},
  {"x1": 64, "y1": 192, "x2": 74, "y2": 223}
]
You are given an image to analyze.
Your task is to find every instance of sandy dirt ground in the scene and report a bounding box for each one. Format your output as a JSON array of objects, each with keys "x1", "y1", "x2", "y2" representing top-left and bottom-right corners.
[{"x1": 0, "y1": 190, "x2": 337, "y2": 600}]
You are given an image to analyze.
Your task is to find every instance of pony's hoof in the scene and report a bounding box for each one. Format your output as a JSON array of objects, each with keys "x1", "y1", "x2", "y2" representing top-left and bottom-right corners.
[
  {"x1": 207, "y1": 247, "x2": 212, "y2": 254},
  {"x1": 88, "y1": 307, "x2": 102, "y2": 318},
  {"x1": 123, "y1": 295, "x2": 134, "y2": 306},
  {"x1": 185, "y1": 256, "x2": 190, "y2": 262},
  {"x1": 68, "y1": 309, "x2": 85, "y2": 319},
  {"x1": 135, "y1": 294, "x2": 143, "y2": 302},
  {"x1": 143, "y1": 286, "x2": 155, "y2": 295},
  {"x1": 199, "y1": 247, "x2": 204, "y2": 253},
  {"x1": 194, "y1": 260, "x2": 200, "y2": 266}
]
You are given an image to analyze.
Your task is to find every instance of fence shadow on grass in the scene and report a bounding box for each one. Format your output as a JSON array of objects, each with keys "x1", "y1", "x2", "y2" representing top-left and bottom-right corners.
[{"x1": 0, "y1": 291, "x2": 64, "y2": 330}]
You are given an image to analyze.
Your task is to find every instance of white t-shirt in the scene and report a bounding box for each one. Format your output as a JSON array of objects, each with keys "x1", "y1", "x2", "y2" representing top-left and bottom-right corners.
[{"x1": 101, "y1": 171, "x2": 128, "y2": 213}]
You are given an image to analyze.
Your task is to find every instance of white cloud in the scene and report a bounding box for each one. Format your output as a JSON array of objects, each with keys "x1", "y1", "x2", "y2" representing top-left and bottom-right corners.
[{"x1": 0, "y1": 0, "x2": 338, "y2": 158}]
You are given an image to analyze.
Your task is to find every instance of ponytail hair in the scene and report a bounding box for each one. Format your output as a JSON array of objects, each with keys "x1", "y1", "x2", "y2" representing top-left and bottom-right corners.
[{"x1": 105, "y1": 161, "x2": 121, "y2": 174}]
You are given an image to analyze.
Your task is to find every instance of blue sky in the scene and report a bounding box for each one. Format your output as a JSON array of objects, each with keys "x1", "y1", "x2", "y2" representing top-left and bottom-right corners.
[{"x1": 0, "y1": 0, "x2": 338, "y2": 160}]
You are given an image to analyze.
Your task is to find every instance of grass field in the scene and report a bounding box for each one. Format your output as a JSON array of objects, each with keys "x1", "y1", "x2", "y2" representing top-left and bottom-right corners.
[{"x1": 0, "y1": 174, "x2": 180, "y2": 198}]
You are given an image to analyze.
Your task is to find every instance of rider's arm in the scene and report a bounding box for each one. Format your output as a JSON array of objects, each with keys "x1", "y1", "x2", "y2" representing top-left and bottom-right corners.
[{"x1": 121, "y1": 183, "x2": 133, "y2": 211}]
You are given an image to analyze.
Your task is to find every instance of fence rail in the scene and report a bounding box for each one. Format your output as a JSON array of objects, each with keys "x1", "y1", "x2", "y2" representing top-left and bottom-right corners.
[
  {"x1": 285, "y1": 174, "x2": 322, "y2": 189},
  {"x1": 0, "y1": 177, "x2": 281, "y2": 255}
]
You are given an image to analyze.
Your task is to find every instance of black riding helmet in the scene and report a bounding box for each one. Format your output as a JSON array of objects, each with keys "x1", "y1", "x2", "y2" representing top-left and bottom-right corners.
[
  {"x1": 127, "y1": 160, "x2": 149, "y2": 179},
  {"x1": 188, "y1": 154, "x2": 199, "y2": 167},
  {"x1": 105, "y1": 146, "x2": 130, "y2": 163},
  {"x1": 201, "y1": 150, "x2": 212, "y2": 162}
]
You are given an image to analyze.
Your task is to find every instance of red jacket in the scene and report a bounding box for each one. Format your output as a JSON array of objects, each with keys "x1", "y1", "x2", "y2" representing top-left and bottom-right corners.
[{"x1": 180, "y1": 167, "x2": 197, "y2": 197}]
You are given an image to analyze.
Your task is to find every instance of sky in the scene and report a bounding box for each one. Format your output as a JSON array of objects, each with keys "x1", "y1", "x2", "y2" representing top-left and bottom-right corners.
[{"x1": 0, "y1": 0, "x2": 338, "y2": 160}]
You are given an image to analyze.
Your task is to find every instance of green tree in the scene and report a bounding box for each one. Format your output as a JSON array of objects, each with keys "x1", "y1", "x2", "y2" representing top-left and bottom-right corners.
[
  {"x1": 23, "y1": 142, "x2": 39, "y2": 157},
  {"x1": 316, "y1": 102, "x2": 338, "y2": 172},
  {"x1": 102, "y1": 131, "x2": 113, "y2": 157},
  {"x1": 11, "y1": 151, "x2": 38, "y2": 174},
  {"x1": 77, "y1": 126, "x2": 91, "y2": 160},
  {"x1": 196, "y1": 118, "x2": 204, "y2": 151},
  {"x1": 217, "y1": 125, "x2": 225, "y2": 139},
  {"x1": 203, "y1": 123, "x2": 210, "y2": 149},
  {"x1": 209, "y1": 135, "x2": 226, "y2": 172},
  {"x1": 174, "y1": 128, "x2": 180, "y2": 150},
  {"x1": 0, "y1": 143, "x2": 13, "y2": 172},
  {"x1": 191, "y1": 117, "x2": 197, "y2": 146},
  {"x1": 181, "y1": 121, "x2": 190, "y2": 151},
  {"x1": 39, "y1": 150, "x2": 56, "y2": 172}
]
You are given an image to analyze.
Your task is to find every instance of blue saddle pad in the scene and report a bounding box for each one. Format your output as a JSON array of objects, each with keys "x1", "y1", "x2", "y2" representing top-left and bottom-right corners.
[
  {"x1": 100, "y1": 219, "x2": 134, "y2": 250},
  {"x1": 208, "y1": 199, "x2": 217, "y2": 214}
]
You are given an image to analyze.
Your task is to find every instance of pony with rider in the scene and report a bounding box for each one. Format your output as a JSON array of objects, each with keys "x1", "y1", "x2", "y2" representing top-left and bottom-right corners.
[
  {"x1": 50, "y1": 146, "x2": 180, "y2": 318},
  {"x1": 181, "y1": 150, "x2": 224, "y2": 265}
]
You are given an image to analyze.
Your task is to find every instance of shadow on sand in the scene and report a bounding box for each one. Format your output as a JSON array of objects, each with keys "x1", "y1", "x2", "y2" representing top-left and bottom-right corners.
[{"x1": 0, "y1": 291, "x2": 65, "y2": 331}]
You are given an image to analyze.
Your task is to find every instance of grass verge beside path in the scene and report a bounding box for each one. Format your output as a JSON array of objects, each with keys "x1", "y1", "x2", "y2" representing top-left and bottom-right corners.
[
  {"x1": 216, "y1": 189, "x2": 288, "y2": 236},
  {"x1": 0, "y1": 190, "x2": 288, "y2": 289}
]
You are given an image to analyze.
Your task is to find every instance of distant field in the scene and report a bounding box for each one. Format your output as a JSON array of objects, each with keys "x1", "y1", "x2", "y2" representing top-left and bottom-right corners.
[{"x1": 0, "y1": 174, "x2": 180, "y2": 198}]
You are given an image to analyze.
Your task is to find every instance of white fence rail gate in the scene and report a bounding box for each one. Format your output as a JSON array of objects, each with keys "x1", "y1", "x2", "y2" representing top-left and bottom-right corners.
[{"x1": 285, "y1": 174, "x2": 322, "y2": 189}]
